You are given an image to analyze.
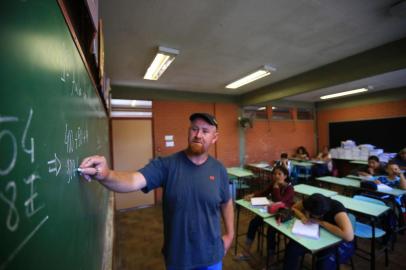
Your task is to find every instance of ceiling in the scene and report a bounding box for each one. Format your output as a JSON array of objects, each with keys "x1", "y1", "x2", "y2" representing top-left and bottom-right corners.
[{"x1": 101, "y1": 0, "x2": 406, "y2": 103}]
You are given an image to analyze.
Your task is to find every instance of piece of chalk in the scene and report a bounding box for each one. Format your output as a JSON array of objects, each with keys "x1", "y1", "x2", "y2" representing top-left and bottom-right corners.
[{"x1": 76, "y1": 168, "x2": 84, "y2": 172}]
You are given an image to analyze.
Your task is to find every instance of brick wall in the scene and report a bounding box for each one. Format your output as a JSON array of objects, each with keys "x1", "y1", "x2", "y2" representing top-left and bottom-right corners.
[
  {"x1": 152, "y1": 100, "x2": 240, "y2": 202},
  {"x1": 215, "y1": 103, "x2": 240, "y2": 167},
  {"x1": 244, "y1": 119, "x2": 316, "y2": 164}
]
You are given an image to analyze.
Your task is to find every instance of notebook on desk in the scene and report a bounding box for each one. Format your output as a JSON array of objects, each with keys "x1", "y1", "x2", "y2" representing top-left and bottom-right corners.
[
  {"x1": 377, "y1": 183, "x2": 393, "y2": 192},
  {"x1": 292, "y1": 219, "x2": 320, "y2": 239},
  {"x1": 250, "y1": 197, "x2": 270, "y2": 207}
]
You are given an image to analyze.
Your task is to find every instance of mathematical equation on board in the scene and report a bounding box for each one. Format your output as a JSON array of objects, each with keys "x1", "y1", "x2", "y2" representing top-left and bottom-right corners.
[
  {"x1": 48, "y1": 123, "x2": 89, "y2": 183},
  {"x1": 59, "y1": 41, "x2": 91, "y2": 99},
  {"x1": 0, "y1": 108, "x2": 90, "y2": 269},
  {"x1": 0, "y1": 109, "x2": 48, "y2": 270}
]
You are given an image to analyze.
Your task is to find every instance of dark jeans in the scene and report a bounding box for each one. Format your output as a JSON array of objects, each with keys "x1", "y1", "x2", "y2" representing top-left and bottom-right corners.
[
  {"x1": 246, "y1": 216, "x2": 277, "y2": 254},
  {"x1": 282, "y1": 240, "x2": 354, "y2": 270}
]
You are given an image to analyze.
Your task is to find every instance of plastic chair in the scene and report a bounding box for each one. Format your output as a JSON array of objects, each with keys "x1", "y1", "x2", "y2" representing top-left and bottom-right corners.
[{"x1": 351, "y1": 195, "x2": 389, "y2": 267}]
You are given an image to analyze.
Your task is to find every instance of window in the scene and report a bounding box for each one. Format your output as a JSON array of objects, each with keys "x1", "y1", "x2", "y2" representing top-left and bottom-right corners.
[
  {"x1": 297, "y1": 107, "x2": 314, "y2": 120},
  {"x1": 242, "y1": 106, "x2": 268, "y2": 120},
  {"x1": 110, "y1": 99, "x2": 152, "y2": 118},
  {"x1": 271, "y1": 106, "x2": 291, "y2": 120}
]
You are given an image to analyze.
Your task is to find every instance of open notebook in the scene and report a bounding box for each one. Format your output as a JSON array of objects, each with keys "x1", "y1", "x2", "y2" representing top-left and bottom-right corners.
[
  {"x1": 292, "y1": 219, "x2": 320, "y2": 239},
  {"x1": 377, "y1": 183, "x2": 393, "y2": 192}
]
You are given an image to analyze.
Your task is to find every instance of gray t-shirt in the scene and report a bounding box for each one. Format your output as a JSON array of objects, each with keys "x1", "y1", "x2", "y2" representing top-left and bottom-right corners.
[{"x1": 139, "y1": 151, "x2": 230, "y2": 269}]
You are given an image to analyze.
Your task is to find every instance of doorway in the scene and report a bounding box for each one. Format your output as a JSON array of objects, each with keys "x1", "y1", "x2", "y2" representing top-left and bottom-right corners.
[{"x1": 112, "y1": 119, "x2": 154, "y2": 210}]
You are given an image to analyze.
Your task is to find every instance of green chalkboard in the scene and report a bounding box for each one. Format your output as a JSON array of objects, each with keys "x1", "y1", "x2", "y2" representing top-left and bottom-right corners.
[{"x1": 0, "y1": 1, "x2": 111, "y2": 270}]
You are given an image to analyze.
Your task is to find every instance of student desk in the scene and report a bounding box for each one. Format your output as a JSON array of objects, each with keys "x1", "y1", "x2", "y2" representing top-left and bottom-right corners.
[
  {"x1": 346, "y1": 174, "x2": 364, "y2": 180},
  {"x1": 227, "y1": 167, "x2": 254, "y2": 200},
  {"x1": 290, "y1": 160, "x2": 314, "y2": 167},
  {"x1": 331, "y1": 194, "x2": 390, "y2": 270},
  {"x1": 234, "y1": 199, "x2": 272, "y2": 255},
  {"x1": 264, "y1": 217, "x2": 342, "y2": 270},
  {"x1": 316, "y1": 176, "x2": 360, "y2": 188},
  {"x1": 294, "y1": 184, "x2": 338, "y2": 198},
  {"x1": 332, "y1": 158, "x2": 367, "y2": 177},
  {"x1": 227, "y1": 167, "x2": 255, "y2": 178},
  {"x1": 246, "y1": 163, "x2": 273, "y2": 180},
  {"x1": 350, "y1": 160, "x2": 369, "y2": 165},
  {"x1": 317, "y1": 176, "x2": 406, "y2": 197}
]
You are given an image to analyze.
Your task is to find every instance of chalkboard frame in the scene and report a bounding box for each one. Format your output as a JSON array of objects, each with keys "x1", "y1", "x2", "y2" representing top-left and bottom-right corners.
[{"x1": 57, "y1": 0, "x2": 108, "y2": 115}]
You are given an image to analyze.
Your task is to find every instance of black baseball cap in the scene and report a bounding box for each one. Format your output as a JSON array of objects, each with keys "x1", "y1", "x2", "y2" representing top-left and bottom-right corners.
[{"x1": 189, "y1": 113, "x2": 218, "y2": 128}]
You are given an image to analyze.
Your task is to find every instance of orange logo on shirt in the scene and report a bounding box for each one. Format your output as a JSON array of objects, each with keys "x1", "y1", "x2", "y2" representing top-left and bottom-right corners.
[{"x1": 209, "y1": 176, "x2": 215, "y2": 181}]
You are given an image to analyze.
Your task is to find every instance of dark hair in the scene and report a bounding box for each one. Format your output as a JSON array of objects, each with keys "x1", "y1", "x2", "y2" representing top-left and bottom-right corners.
[
  {"x1": 386, "y1": 160, "x2": 398, "y2": 167},
  {"x1": 280, "y1": 153, "x2": 288, "y2": 159},
  {"x1": 302, "y1": 193, "x2": 330, "y2": 217},
  {"x1": 272, "y1": 165, "x2": 290, "y2": 183},
  {"x1": 368, "y1": 155, "x2": 379, "y2": 163},
  {"x1": 297, "y1": 146, "x2": 309, "y2": 156}
]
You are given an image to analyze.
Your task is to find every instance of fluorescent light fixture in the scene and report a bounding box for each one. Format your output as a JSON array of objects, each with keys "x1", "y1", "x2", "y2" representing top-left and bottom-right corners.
[
  {"x1": 226, "y1": 65, "x2": 276, "y2": 89},
  {"x1": 111, "y1": 111, "x2": 152, "y2": 118},
  {"x1": 271, "y1": 106, "x2": 277, "y2": 110},
  {"x1": 111, "y1": 99, "x2": 152, "y2": 108},
  {"x1": 144, "y1": 46, "x2": 179, "y2": 80},
  {"x1": 257, "y1": 107, "x2": 266, "y2": 111},
  {"x1": 320, "y1": 88, "x2": 369, "y2": 100}
]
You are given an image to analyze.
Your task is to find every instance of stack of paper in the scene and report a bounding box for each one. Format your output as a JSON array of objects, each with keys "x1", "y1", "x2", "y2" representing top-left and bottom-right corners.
[
  {"x1": 250, "y1": 197, "x2": 270, "y2": 207},
  {"x1": 291, "y1": 219, "x2": 320, "y2": 239}
]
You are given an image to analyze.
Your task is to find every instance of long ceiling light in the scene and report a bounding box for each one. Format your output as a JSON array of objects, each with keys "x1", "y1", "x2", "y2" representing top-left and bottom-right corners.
[
  {"x1": 320, "y1": 88, "x2": 369, "y2": 100},
  {"x1": 144, "y1": 46, "x2": 179, "y2": 80},
  {"x1": 226, "y1": 65, "x2": 276, "y2": 89}
]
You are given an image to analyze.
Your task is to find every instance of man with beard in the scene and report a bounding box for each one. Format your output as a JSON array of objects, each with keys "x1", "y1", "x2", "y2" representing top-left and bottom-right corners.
[{"x1": 79, "y1": 113, "x2": 234, "y2": 270}]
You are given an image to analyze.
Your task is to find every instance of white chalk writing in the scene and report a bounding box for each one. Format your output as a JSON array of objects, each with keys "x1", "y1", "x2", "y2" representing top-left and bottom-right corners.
[
  {"x1": 21, "y1": 108, "x2": 34, "y2": 163},
  {"x1": 23, "y1": 173, "x2": 44, "y2": 218},
  {"x1": 0, "y1": 130, "x2": 17, "y2": 176},
  {"x1": 47, "y1": 153, "x2": 61, "y2": 176},
  {"x1": 0, "y1": 181, "x2": 19, "y2": 232}
]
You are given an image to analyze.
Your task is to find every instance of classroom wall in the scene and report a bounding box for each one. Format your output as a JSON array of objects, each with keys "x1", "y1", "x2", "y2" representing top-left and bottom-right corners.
[
  {"x1": 152, "y1": 100, "x2": 240, "y2": 166},
  {"x1": 152, "y1": 100, "x2": 240, "y2": 202},
  {"x1": 317, "y1": 99, "x2": 406, "y2": 150},
  {"x1": 244, "y1": 120, "x2": 316, "y2": 164}
]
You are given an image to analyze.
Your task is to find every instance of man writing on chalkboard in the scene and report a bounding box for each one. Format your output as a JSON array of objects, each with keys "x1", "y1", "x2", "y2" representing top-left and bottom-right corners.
[{"x1": 79, "y1": 113, "x2": 234, "y2": 270}]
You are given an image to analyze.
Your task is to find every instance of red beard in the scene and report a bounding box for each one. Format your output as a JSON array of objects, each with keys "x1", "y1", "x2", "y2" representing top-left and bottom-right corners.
[{"x1": 189, "y1": 142, "x2": 204, "y2": 155}]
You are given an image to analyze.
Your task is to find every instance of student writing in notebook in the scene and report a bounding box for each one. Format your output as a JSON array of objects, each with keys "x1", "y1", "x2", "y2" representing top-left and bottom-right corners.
[
  {"x1": 235, "y1": 166, "x2": 294, "y2": 264},
  {"x1": 284, "y1": 193, "x2": 354, "y2": 270}
]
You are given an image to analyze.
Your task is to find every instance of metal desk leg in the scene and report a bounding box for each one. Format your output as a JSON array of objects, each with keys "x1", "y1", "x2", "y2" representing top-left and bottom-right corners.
[
  {"x1": 371, "y1": 219, "x2": 376, "y2": 270},
  {"x1": 234, "y1": 204, "x2": 240, "y2": 255}
]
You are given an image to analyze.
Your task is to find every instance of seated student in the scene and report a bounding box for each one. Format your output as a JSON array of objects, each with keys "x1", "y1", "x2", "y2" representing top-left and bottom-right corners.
[
  {"x1": 390, "y1": 147, "x2": 406, "y2": 170},
  {"x1": 235, "y1": 166, "x2": 294, "y2": 262},
  {"x1": 356, "y1": 155, "x2": 386, "y2": 178},
  {"x1": 375, "y1": 161, "x2": 406, "y2": 190},
  {"x1": 274, "y1": 152, "x2": 292, "y2": 175},
  {"x1": 294, "y1": 146, "x2": 310, "y2": 160},
  {"x1": 312, "y1": 146, "x2": 332, "y2": 177},
  {"x1": 283, "y1": 193, "x2": 354, "y2": 270}
]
